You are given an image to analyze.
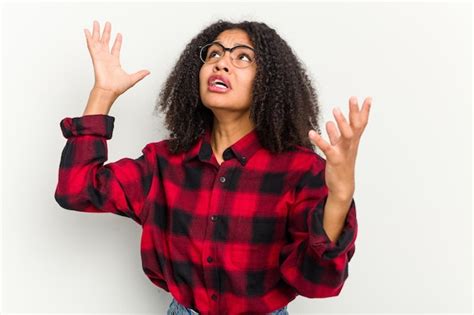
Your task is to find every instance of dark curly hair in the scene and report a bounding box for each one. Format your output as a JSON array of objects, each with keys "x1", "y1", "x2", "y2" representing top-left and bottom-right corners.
[{"x1": 153, "y1": 19, "x2": 322, "y2": 155}]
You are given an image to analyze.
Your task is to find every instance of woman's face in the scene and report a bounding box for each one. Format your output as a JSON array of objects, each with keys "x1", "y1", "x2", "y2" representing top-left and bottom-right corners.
[{"x1": 199, "y1": 29, "x2": 257, "y2": 114}]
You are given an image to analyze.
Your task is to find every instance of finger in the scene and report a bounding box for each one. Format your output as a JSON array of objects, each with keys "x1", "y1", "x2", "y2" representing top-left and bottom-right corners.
[
  {"x1": 348, "y1": 96, "x2": 362, "y2": 129},
  {"x1": 92, "y1": 20, "x2": 99, "y2": 41},
  {"x1": 130, "y1": 70, "x2": 151, "y2": 86},
  {"x1": 326, "y1": 121, "x2": 340, "y2": 146},
  {"x1": 361, "y1": 96, "x2": 372, "y2": 125},
  {"x1": 333, "y1": 107, "x2": 354, "y2": 140},
  {"x1": 84, "y1": 29, "x2": 93, "y2": 54},
  {"x1": 101, "y1": 21, "x2": 111, "y2": 46},
  {"x1": 308, "y1": 130, "x2": 332, "y2": 156},
  {"x1": 111, "y1": 33, "x2": 122, "y2": 57},
  {"x1": 84, "y1": 28, "x2": 91, "y2": 44}
]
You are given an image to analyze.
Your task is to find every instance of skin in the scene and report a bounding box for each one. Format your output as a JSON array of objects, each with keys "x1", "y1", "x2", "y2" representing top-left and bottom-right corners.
[
  {"x1": 86, "y1": 20, "x2": 371, "y2": 243},
  {"x1": 199, "y1": 29, "x2": 257, "y2": 165},
  {"x1": 309, "y1": 96, "x2": 372, "y2": 243},
  {"x1": 198, "y1": 29, "x2": 373, "y2": 243}
]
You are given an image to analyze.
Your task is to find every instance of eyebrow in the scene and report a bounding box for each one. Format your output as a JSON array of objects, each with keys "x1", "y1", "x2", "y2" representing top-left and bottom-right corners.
[{"x1": 214, "y1": 40, "x2": 254, "y2": 49}]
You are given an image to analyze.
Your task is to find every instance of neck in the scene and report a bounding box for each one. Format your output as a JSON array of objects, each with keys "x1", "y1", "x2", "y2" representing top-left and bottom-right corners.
[{"x1": 210, "y1": 116, "x2": 255, "y2": 155}]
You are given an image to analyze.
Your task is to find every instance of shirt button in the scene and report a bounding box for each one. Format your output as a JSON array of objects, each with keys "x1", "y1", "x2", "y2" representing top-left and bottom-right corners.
[
  {"x1": 219, "y1": 176, "x2": 226, "y2": 183},
  {"x1": 211, "y1": 294, "x2": 218, "y2": 301},
  {"x1": 207, "y1": 256, "x2": 213, "y2": 263},
  {"x1": 223, "y1": 149, "x2": 232, "y2": 160},
  {"x1": 211, "y1": 215, "x2": 218, "y2": 221}
]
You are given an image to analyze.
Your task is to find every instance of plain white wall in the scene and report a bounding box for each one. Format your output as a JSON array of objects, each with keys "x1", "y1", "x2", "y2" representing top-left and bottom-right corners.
[{"x1": 1, "y1": 1, "x2": 472, "y2": 314}]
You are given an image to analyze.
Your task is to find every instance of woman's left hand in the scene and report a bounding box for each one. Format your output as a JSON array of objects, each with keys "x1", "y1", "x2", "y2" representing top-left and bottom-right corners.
[{"x1": 308, "y1": 96, "x2": 372, "y2": 201}]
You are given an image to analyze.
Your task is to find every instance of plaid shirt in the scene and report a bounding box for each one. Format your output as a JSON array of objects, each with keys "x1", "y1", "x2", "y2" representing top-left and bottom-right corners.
[{"x1": 54, "y1": 114, "x2": 358, "y2": 315}]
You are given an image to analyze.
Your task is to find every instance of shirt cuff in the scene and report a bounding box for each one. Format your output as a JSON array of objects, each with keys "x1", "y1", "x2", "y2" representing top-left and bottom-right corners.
[
  {"x1": 308, "y1": 195, "x2": 357, "y2": 260},
  {"x1": 60, "y1": 114, "x2": 115, "y2": 139}
]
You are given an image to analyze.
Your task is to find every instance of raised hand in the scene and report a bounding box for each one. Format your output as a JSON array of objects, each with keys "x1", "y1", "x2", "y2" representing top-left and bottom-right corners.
[
  {"x1": 308, "y1": 96, "x2": 372, "y2": 201},
  {"x1": 83, "y1": 20, "x2": 150, "y2": 97}
]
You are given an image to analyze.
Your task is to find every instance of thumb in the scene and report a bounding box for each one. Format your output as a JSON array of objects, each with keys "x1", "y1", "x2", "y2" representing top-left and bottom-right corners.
[{"x1": 130, "y1": 70, "x2": 151, "y2": 86}]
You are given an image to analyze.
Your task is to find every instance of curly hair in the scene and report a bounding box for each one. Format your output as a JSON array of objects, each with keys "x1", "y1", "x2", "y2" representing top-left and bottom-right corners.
[{"x1": 153, "y1": 19, "x2": 322, "y2": 155}]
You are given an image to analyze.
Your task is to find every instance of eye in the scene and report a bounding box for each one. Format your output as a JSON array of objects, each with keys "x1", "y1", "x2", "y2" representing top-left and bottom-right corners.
[
  {"x1": 208, "y1": 49, "x2": 222, "y2": 59},
  {"x1": 238, "y1": 54, "x2": 252, "y2": 62}
]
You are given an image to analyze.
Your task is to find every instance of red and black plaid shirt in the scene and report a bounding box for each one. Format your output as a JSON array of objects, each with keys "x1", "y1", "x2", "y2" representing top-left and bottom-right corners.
[{"x1": 54, "y1": 114, "x2": 357, "y2": 315}]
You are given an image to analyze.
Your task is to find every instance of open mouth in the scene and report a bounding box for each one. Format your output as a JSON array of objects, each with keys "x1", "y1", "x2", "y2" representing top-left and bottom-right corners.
[
  {"x1": 209, "y1": 82, "x2": 229, "y2": 91},
  {"x1": 211, "y1": 81, "x2": 228, "y2": 89},
  {"x1": 208, "y1": 76, "x2": 232, "y2": 93}
]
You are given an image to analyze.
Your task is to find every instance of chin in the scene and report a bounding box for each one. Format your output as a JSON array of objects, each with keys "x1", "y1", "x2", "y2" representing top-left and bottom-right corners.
[
  {"x1": 202, "y1": 100, "x2": 242, "y2": 112},
  {"x1": 203, "y1": 101, "x2": 232, "y2": 109},
  {"x1": 202, "y1": 94, "x2": 232, "y2": 105}
]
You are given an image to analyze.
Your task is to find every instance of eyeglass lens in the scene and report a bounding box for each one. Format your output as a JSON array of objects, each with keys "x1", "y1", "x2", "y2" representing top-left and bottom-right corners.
[{"x1": 201, "y1": 43, "x2": 255, "y2": 68}]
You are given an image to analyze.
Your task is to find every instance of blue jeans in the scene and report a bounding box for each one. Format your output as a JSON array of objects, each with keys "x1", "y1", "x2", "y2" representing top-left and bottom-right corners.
[{"x1": 167, "y1": 297, "x2": 289, "y2": 314}]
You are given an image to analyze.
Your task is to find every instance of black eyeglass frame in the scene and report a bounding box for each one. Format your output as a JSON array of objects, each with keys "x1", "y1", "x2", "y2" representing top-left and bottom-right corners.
[{"x1": 198, "y1": 41, "x2": 256, "y2": 68}]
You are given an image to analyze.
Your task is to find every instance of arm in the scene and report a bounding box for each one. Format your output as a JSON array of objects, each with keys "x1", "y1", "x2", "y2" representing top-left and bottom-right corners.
[
  {"x1": 54, "y1": 114, "x2": 155, "y2": 225},
  {"x1": 82, "y1": 87, "x2": 117, "y2": 116},
  {"x1": 323, "y1": 194, "x2": 354, "y2": 243},
  {"x1": 279, "y1": 157, "x2": 358, "y2": 298},
  {"x1": 281, "y1": 96, "x2": 370, "y2": 297}
]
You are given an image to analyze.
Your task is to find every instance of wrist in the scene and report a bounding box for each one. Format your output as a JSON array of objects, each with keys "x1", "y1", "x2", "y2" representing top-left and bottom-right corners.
[
  {"x1": 83, "y1": 88, "x2": 118, "y2": 116},
  {"x1": 91, "y1": 86, "x2": 119, "y2": 99},
  {"x1": 327, "y1": 192, "x2": 353, "y2": 207}
]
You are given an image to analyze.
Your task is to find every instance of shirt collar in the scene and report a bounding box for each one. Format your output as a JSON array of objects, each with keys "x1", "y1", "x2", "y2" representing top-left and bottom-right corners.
[{"x1": 184, "y1": 125, "x2": 262, "y2": 166}]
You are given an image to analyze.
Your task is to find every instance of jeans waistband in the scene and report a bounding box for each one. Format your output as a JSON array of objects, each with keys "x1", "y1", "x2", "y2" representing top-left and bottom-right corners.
[{"x1": 167, "y1": 297, "x2": 288, "y2": 315}]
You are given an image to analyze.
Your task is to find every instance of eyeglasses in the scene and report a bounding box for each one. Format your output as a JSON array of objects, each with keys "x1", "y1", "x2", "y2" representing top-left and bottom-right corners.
[{"x1": 199, "y1": 41, "x2": 256, "y2": 69}]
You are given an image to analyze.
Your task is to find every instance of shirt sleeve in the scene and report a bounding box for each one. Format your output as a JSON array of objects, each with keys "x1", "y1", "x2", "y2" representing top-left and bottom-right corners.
[
  {"x1": 279, "y1": 153, "x2": 358, "y2": 298},
  {"x1": 54, "y1": 114, "x2": 155, "y2": 225}
]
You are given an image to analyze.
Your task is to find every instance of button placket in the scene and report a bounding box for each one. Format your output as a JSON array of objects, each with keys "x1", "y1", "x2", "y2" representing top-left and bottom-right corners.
[{"x1": 209, "y1": 166, "x2": 235, "y2": 310}]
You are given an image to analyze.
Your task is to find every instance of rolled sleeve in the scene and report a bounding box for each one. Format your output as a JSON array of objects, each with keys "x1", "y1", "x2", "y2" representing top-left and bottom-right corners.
[
  {"x1": 60, "y1": 114, "x2": 115, "y2": 139},
  {"x1": 308, "y1": 195, "x2": 357, "y2": 260},
  {"x1": 54, "y1": 114, "x2": 155, "y2": 225},
  {"x1": 279, "y1": 153, "x2": 358, "y2": 298}
]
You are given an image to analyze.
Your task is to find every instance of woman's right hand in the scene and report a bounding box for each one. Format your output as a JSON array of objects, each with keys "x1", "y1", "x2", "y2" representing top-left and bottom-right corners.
[{"x1": 84, "y1": 20, "x2": 150, "y2": 98}]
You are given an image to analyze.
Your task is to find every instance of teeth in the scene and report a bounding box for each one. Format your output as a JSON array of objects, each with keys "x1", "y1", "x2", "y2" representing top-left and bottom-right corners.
[{"x1": 211, "y1": 79, "x2": 228, "y2": 88}]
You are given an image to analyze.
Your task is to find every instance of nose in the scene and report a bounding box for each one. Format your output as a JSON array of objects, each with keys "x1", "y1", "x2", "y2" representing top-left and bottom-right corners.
[{"x1": 213, "y1": 51, "x2": 231, "y2": 72}]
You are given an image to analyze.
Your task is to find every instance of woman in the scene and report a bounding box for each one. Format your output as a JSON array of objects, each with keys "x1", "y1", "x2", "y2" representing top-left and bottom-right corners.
[{"x1": 55, "y1": 19, "x2": 371, "y2": 315}]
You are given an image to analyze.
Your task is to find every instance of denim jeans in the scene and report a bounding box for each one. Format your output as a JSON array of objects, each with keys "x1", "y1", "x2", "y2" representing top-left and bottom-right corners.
[{"x1": 166, "y1": 297, "x2": 289, "y2": 314}]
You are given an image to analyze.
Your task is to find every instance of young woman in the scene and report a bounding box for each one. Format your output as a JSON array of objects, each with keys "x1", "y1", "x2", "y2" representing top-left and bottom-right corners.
[{"x1": 55, "y1": 19, "x2": 371, "y2": 315}]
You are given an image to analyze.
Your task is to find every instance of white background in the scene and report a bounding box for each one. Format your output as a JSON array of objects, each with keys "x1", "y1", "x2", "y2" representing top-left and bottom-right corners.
[{"x1": 1, "y1": 1, "x2": 472, "y2": 314}]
